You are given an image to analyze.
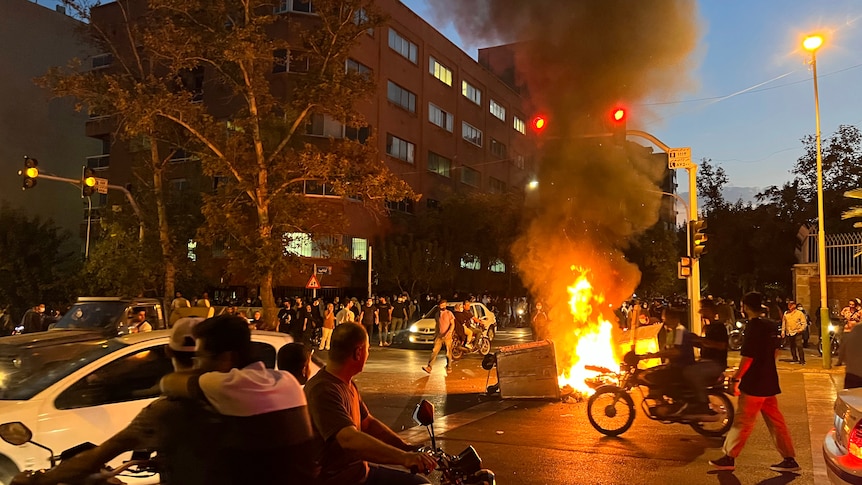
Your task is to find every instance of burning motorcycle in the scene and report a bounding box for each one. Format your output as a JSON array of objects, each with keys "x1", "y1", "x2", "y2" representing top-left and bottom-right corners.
[
  {"x1": 584, "y1": 351, "x2": 735, "y2": 437},
  {"x1": 412, "y1": 400, "x2": 495, "y2": 485},
  {"x1": 0, "y1": 421, "x2": 157, "y2": 484}
]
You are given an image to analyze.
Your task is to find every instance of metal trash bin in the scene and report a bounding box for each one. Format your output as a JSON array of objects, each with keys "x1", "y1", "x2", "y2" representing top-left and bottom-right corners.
[{"x1": 495, "y1": 340, "x2": 560, "y2": 400}]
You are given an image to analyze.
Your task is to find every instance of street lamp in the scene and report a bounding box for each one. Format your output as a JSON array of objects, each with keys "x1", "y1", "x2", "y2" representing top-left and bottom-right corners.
[{"x1": 803, "y1": 34, "x2": 830, "y2": 369}]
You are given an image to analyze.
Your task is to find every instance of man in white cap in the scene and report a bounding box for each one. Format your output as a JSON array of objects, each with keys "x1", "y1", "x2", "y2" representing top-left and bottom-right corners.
[{"x1": 10, "y1": 317, "x2": 228, "y2": 485}]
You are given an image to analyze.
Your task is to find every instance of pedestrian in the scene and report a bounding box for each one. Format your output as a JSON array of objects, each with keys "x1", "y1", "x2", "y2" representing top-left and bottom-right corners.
[
  {"x1": 421, "y1": 300, "x2": 455, "y2": 376},
  {"x1": 839, "y1": 322, "x2": 862, "y2": 389},
  {"x1": 358, "y1": 298, "x2": 378, "y2": 344},
  {"x1": 320, "y1": 303, "x2": 335, "y2": 351},
  {"x1": 710, "y1": 291, "x2": 800, "y2": 473},
  {"x1": 336, "y1": 300, "x2": 355, "y2": 325},
  {"x1": 781, "y1": 300, "x2": 807, "y2": 365},
  {"x1": 20, "y1": 303, "x2": 46, "y2": 334},
  {"x1": 170, "y1": 291, "x2": 191, "y2": 310},
  {"x1": 376, "y1": 296, "x2": 392, "y2": 347},
  {"x1": 196, "y1": 292, "x2": 211, "y2": 308},
  {"x1": 390, "y1": 296, "x2": 408, "y2": 345}
]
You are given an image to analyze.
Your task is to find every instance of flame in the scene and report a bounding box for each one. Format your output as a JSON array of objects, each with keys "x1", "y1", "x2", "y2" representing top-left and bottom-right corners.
[{"x1": 557, "y1": 268, "x2": 620, "y2": 395}]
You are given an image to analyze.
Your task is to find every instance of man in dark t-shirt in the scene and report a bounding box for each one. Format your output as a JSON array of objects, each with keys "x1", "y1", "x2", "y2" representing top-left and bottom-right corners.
[
  {"x1": 710, "y1": 292, "x2": 799, "y2": 473},
  {"x1": 305, "y1": 324, "x2": 435, "y2": 485},
  {"x1": 684, "y1": 299, "x2": 729, "y2": 415},
  {"x1": 376, "y1": 297, "x2": 393, "y2": 347}
]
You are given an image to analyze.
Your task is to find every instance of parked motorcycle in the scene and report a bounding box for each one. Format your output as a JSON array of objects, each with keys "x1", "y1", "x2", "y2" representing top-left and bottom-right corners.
[
  {"x1": 412, "y1": 400, "x2": 495, "y2": 485},
  {"x1": 727, "y1": 320, "x2": 745, "y2": 351},
  {"x1": 452, "y1": 324, "x2": 492, "y2": 360},
  {"x1": 817, "y1": 323, "x2": 841, "y2": 357},
  {"x1": 585, "y1": 351, "x2": 735, "y2": 438},
  {"x1": 0, "y1": 421, "x2": 157, "y2": 485}
]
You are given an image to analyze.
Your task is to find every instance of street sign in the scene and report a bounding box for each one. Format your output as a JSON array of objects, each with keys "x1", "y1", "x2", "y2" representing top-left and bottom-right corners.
[
  {"x1": 316, "y1": 266, "x2": 331, "y2": 275},
  {"x1": 667, "y1": 147, "x2": 693, "y2": 169},
  {"x1": 94, "y1": 177, "x2": 108, "y2": 194},
  {"x1": 305, "y1": 274, "x2": 321, "y2": 289}
]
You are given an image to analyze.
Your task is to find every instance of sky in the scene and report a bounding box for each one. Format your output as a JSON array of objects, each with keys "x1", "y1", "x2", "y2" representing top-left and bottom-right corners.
[
  {"x1": 402, "y1": 0, "x2": 862, "y2": 193},
  {"x1": 38, "y1": 0, "x2": 862, "y2": 192}
]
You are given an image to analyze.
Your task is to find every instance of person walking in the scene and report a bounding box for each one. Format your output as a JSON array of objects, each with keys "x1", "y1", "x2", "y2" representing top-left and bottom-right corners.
[
  {"x1": 320, "y1": 303, "x2": 336, "y2": 351},
  {"x1": 781, "y1": 300, "x2": 808, "y2": 365},
  {"x1": 421, "y1": 300, "x2": 455, "y2": 376},
  {"x1": 710, "y1": 291, "x2": 800, "y2": 473},
  {"x1": 377, "y1": 296, "x2": 393, "y2": 347}
]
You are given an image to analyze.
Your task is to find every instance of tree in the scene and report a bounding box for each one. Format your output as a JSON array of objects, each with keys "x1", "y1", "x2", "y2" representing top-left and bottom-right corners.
[
  {"x1": 0, "y1": 205, "x2": 81, "y2": 321},
  {"x1": 140, "y1": 0, "x2": 414, "y2": 329},
  {"x1": 624, "y1": 222, "x2": 682, "y2": 298},
  {"x1": 375, "y1": 235, "x2": 454, "y2": 296}
]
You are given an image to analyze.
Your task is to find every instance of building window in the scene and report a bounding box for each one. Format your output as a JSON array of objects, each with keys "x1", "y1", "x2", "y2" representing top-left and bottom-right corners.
[
  {"x1": 461, "y1": 80, "x2": 481, "y2": 105},
  {"x1": 388, "y1": 29, "x2": 417, "y2": 64},
  {"x1": 346, "y1": 58, "x2": 371, "y2": 77},
  {"x1": 386, "y1": 199, "x2": 415, "y2": 214},
  {"x1": 460, "y1": 254, "x2": 481, "y2": 270},
  {"x1": 91, "y1": 53, "x2": 113, "y2": 70},
  {"x1": 489, "y1": 259, "x2": 506, "y2": 273},
  {"x1": 514, "y1": 154, "x2": 525, "y2": 170},
  {"x1": 273, "y1": 49, "x2": 288, "y2": 73},
  {"x1": 169, "y1": 148, "x2": 194, "y2": 163},
  {"x1": 306, "y1": 113, "x2": 344, "y2": 138},
  {"x1": 488, "y1": 177, "x2": 506, "y2": 194},
  {"x1": 289, "y1": 51, "x2": 310, "y2": 73},
  {"x1": 460, "y1": 165, "x2": 480, "y2": 187},
  {"x1": 429, "y1": 57, "x2": 452, "y2": 86},
  {"x1": 386, "y1": 134, "x2": 415, "y2": 163},
  {"x1": 187, "y1": 240, "x2": 198, "y2": 262},
  {"x1": 169, "y1": 178, "x2": 189, "y2": 192},
  {"x1": 513, "y1": 115, "x2": 526, "y2": 135},
  {"x1": 345, "y1": 125, "x2": 370, "y2": 144},
  {"x1": 490, "y1": 139, "x2": 507, "y2": 159},
  {"x1": 387, "y1": 81, "x2": 416, "y2": 113},
  {"x1": 352, "y1": 237, "x2": 367, "y2": 260},
  {"x1": 427, "y1": 152, "x2": 451, "y2": 178},
  {"x1": 428, "y1": 103, "x2": 453, "y2": 132},
  {"x1": 461, "y1": 122, "x2": 483, "y2": 147},
  {"x1": 292, "y1": 0, "x2": 314, "y2": 13},
  {"x1": 86, "y1": 154, "x2": 110, "y2": 170},
  {"x1": 490, "y1": 99, "x2": 506, "y2": 122},
  {"x1": 284, "y1": 232, "x2": 313, "y2": 257}
]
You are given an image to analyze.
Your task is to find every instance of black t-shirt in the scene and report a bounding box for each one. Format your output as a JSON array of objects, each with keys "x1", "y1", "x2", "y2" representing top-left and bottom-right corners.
[
  {"x1": 739, "y1": 317, "x2": 781, "y2": 397},
  {"x1": 377, "y1": 303, "x2": 392, "y2": 322},
  {"x1": 360, "y1": 305, "x2": 377, "y2": 326},
  {"x1": 701, "y1": 321, "x2": 729, "y2": 368},
  {"x1": 391, "y1": 301, "x2": 408, "y2": 319}
]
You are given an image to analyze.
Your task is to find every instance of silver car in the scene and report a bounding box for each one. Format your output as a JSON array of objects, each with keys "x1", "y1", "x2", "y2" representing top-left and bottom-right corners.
[{"x1": 824, "y1": 388, "x2": 862, "y2": 484}]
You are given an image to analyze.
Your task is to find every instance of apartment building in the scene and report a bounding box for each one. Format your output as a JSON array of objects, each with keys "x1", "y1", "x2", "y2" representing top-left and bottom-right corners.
[{"x1": 85, "y1": 0, "x2": 539, "y2": 296}]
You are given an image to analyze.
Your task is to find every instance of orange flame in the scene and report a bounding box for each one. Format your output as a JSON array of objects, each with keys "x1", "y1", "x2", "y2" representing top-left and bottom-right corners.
[{"x1": 557, "y1": 268, "x2": 620, "y2": 394}]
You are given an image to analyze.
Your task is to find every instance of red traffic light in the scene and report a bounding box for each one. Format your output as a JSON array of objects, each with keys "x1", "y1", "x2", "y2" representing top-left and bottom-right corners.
[
  {"x1": 531, "y1": 115, "x2": 547, "y2": 132},
  {"x1": 611, "y1": 107, "x2": 626, "y2": 123}
]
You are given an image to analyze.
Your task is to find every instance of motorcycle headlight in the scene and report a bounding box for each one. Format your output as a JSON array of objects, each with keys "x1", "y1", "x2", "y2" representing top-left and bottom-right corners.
[
  {"x1": 828, "y1": 324, "x2": 837, "y2": 333},
  {"x1": 735, "y1": 321, "x2": 743, "y2": 329},
  {"x1": 409, "y1": 324, "x2": 419, "y2": 333}
]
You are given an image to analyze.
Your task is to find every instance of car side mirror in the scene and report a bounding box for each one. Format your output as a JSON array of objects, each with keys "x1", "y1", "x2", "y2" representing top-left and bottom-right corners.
[
  {"x1": 0, "y1": 422, "x2": 33, "y2": 446},
  {"x1": 412, "y1": 399, "x2": 435, "y2": 426}
]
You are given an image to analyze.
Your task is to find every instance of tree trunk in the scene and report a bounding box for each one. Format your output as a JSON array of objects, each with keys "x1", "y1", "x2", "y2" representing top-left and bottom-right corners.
[
  {"x1": 151, "y1": 140, "x2": 176, "y2": 314},
  {"x1": 260, "y1": 270, "x2": 277, "y2": 330}
]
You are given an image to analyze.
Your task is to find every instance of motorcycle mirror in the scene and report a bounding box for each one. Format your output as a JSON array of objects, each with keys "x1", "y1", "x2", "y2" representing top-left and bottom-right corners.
[
  {"x1": 481, "y1": 353, "x2": 497, "y2": 371},
  {"x1": 412, "y1": 400, "x2": 435, "y2": 427},
  {"x1": 0, "y1": 422, "x2": 33, "y2": 446}
]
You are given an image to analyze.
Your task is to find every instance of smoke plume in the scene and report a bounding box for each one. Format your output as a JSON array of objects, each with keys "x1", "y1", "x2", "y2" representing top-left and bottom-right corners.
[{"x1": 427, "y1": 1, "x2": 702, "y2": 352}]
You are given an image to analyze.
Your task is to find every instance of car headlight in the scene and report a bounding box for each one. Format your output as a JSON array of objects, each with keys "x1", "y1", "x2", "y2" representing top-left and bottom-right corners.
[{"x1": 409, "y1": 324, "x2": 419, "y2": 333}]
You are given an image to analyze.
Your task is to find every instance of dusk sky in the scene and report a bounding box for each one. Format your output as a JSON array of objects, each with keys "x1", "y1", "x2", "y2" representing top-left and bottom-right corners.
[
  {"x1": 39, "y1": 0, "x2": 862, "y2": 193},
  {"x1": 403, "y1": 0, "x2": 862, "y2": 194}
]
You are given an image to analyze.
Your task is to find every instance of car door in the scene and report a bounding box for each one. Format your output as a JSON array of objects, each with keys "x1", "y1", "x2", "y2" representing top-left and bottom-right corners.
[{"x1": 36, "y1": 341, "x2": 173, "y2": 482}]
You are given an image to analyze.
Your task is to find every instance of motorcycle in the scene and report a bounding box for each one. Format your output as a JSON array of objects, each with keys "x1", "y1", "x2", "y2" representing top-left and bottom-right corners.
[
  {"x1": 727, "y1": 320, "x2": 744, "y2": 351},
  {"x1": 817, "y1": 323, "x2": 841, "y2": 357},
  {"x1": 451, "y1": 324, "x2": 492, "y2": 360},
  {"x1": 412, "y1": 400, "x2": 495, "y2": 485},
  {"x1": 0, "y1": 421, "x2": 157, "y2": 485},
  {"x1": 585, "y1": 351, "x2": 735, "y2": 438}
]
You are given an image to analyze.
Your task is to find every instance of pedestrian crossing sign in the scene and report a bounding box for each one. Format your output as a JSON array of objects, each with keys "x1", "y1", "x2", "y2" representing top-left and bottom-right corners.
[{"x1": 305, "y1": 274, "x2": 321, "y2": 289}]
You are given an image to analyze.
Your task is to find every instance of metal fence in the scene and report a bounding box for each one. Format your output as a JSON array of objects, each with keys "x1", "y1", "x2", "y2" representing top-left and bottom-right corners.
[{"x1": 800, "y1": 230, "x2": 862, "y2": 276}]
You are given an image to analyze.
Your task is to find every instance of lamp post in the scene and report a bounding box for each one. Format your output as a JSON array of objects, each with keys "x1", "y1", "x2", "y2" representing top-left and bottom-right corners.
[{"x1": 803, "y1": 34, "x2": 830, "y2": 369}]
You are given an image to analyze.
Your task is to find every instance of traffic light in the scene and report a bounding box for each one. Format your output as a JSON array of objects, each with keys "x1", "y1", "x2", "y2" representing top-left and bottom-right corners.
[
  {"x1": 18, "y1": 156, "x2": 39, "y2": 189},
  {"x1": 690, "y1": 218, "x2": 708, "y2": 258},
  {"x1": 610, "y1": 106, "x2": 626, "y2": 144},
  {"x1": 530, "y1": 115, "x2": 547, "y2": 134},
  {"x1": 82, "y1": 167, "x2": 96, "y2": 197},
  {"x1": 678, "y1": 256, "x2": 692, "y2": 279}
]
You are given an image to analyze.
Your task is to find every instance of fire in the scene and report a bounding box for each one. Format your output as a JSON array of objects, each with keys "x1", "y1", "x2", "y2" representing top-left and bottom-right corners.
[{"x1": 556, "y1": 269, "x2": 620, "y2": 395}]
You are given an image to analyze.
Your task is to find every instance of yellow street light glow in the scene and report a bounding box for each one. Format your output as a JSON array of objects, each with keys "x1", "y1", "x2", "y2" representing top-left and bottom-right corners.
[
  {"x1": 803, "y1": 35, "x2": 824, "y2": 52},
  {"x1": 84, "y1": 176, "x2": 96, "y2": 187},
  {"x1": 24, "y1": 167, "x2": 39, "y2": 178},
  {"x1": 528, "y1": 180, "x2": 539, "y2": 189}
]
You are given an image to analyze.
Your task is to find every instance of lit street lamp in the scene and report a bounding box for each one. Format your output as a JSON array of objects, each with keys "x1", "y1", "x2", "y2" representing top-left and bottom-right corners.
[{"x1": 803, "y1": 34, "x2": 830, "y2": 369}]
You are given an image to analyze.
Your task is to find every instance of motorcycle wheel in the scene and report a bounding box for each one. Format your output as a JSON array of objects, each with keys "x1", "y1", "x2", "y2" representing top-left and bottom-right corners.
[
  {"x1": 586, "y1": 386, "x2": 636, "y2": 437},
  {"x1": 689, "y1": 390, "x2": 735, "y2": 437},
  {"x1": 452, "y1": 344, "x2": 465, "y2": 360},
  {"x1": 478, "y1": 337, "x2": 491, "y2": 356},
  {"x1": 728, "y1": 333, "x2": 743, "y2": 352},
  {"x1": 832, "y1": 337, "x2": 840, "y2": 357},
  {"x1": 487, "y1": 326, "x2": 495, "y2": 341}
]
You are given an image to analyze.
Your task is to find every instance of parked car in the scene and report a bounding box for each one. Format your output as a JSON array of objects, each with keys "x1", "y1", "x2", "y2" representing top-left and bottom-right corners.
[
  {"x1": 396, "y1": 302, "x2": 497, "y2": 346},
  {"x1": 824, "y1": 387, "x2": 862, "y2": 484},
  {"x1": 0, "y1": 329, "x2": 300, "y2": 484}
]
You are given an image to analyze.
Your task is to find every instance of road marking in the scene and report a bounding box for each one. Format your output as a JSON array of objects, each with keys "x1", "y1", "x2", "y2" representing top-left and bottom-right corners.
[{"x1": 398, "y1": 400, "x2": 519, "y2": 442}]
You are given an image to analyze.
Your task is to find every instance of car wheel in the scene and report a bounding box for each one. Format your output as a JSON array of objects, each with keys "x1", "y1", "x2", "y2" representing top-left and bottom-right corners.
[{"x1": 0, "y1": 455, "x2": 19, "y2": 485}]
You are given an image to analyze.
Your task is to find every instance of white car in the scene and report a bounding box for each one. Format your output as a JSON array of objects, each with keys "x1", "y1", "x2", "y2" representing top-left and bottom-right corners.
[
  {"x1": 0, "y1": 330, "x2": 304, "y2": 484},
  {"x1": 824, "y1": 388, "x2": 862, "y2": 484},
  {"x1": 399, "y1": 302, "x2": 497, "y2": 346}
]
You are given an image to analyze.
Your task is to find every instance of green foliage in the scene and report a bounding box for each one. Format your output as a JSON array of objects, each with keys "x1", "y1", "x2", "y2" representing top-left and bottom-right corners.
[
  {"x1": 376, "y1": 235, "x2": 455, "y2": 296},
  {"x1": 0, "y1": 205, "x2": 81, "y2": 320},
  {"x1": 78, "y1": 220, "x2": 162, "y2": 297},
  {"x1": 625, "y1": 223, "x2": 682, "y2": 298}
]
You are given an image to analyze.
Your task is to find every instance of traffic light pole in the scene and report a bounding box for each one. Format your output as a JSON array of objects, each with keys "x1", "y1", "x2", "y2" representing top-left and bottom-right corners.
[
  {"x1": 31, "y1": 173, "x2": 144, "y2": 242},
  {"x1": 627, "y1": 130, "x2": 702, "y2": 335}
]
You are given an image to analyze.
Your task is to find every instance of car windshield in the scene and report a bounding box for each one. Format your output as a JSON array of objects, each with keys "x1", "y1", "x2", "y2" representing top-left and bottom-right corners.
[
  {"x1": 0, "y1": 340, "x2": 126, "y2": 400},
  {"x1": 421, "y1": 305, "x2": 459, "y2": 319},
  {"x1": 52, "y1": 301, "x2": 128, "y2": 330}
]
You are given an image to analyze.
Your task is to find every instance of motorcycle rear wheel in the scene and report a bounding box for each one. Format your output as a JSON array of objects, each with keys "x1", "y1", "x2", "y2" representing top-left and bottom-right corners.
[
  {"x1": 452, "y1": 344, "x2": 465, "y2": 360},
  {"x1": 689, "y1": 390, "x2": 735, "y2": 437},
  {"x1": 728, "y1": 333, "x2": 743, "y2": 352},
  {"x1": 586, "y1": 386, "x2": 636, "y2": 436}
]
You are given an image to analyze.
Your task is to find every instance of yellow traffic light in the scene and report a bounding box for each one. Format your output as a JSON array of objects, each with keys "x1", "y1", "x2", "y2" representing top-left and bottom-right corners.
[
  {"x1": 19, "y1": 156, "x2": 39, "y2": 189},
  {"x1": 82, "y1": 167, "x2": 97, "y2": 197},
  {"x1": 691, "y1": 219, "x2": 708, "y2": 258}
]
